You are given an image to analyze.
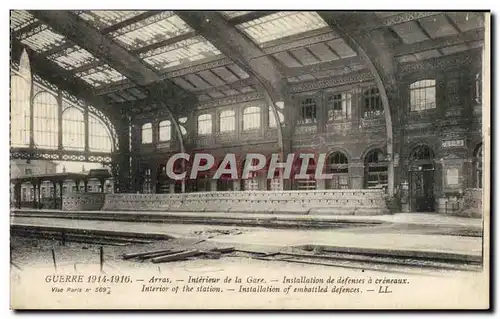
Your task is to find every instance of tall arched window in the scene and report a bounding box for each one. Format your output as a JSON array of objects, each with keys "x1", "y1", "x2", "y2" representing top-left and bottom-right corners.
[
  {"x1": 158, "y1": 120, "x2": 171, "y2": 142},
  {"x1": 474, "y1": 144, "x2": 483, "y2": 189},
  {"x1": 326, "y1": 152, "x2": 349, "y2": 189},
  {"x1": 89, "y1": 115, "x2": 112, "y2": 152},
  {"x1": 364, "y1": 149, "x2": 388, "y2": 189},
  {"x1": 363, "y1": 88, "x2": 383, "y2": 118},
  {"x1": 10, "y1": 75, "x2": 31, "y2": 147},
  {"x1": 141, "y1": 123, "x2": 152, "y2": 144},
  {"x1": 197, "y1": 114, "x2": 212, "y2": 135},
  {"x1": 62, "y1": 107, "x2": 85, "y2": 151},
  {"x1": 410, "y1": 79, "x2": 436, "y2": 111},
  {"x1": 219, "y1": 110, "x2": 235, "y2": 133},
  {"x1": 33, "y1": 92, "x2": 58, "y2": 149},
  {"x1": 243, "y1": 106, "x2": 261, "y2": 130}
]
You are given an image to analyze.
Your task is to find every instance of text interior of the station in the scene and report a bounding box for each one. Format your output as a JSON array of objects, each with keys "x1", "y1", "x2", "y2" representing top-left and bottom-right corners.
[{"x1": 10, "y1": 11, "x2": 484, "y2": 214}]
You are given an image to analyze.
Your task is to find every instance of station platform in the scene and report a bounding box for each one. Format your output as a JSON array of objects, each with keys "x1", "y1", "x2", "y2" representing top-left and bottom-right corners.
[{"x1": 10, "y1": 209, "x2": 484, "y2": 260}]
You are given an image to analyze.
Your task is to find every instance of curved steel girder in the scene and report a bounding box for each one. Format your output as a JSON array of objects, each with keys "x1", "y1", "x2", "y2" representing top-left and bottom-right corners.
[
  {"x1": 174, "y1": 11, "x2": 289, "y2": 155},
  {"x1": 317, "y1": 12, "x2": 399, "y2": 196}
]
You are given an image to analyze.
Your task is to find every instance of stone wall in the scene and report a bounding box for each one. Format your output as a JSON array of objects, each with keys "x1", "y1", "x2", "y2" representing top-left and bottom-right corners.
[
  {"x1": 102, "y1": 189, "x2": 389, "y2": 216},
  {"x1": 461, "y1": 188, "x2": 483, "y2": 218},
  {"x1": 62, "y1": 192, "x2": 106, "y2": 211}
]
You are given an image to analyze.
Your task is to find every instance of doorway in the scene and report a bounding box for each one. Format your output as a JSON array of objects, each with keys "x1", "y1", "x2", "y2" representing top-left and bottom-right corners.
[{"x1": 408, "y1": 145, "x2": 435, "y2": 212}]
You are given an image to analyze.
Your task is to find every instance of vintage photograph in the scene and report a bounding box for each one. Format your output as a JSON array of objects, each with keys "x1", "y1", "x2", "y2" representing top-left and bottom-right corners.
[{"x1": 9, "y1": 10, "x2": 490, "y2": 309}]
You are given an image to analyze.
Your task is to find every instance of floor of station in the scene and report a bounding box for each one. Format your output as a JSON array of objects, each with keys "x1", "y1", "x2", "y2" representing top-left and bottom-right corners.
[{"x1": 11, "y1": 212, "x2": 483, "y2": 258}]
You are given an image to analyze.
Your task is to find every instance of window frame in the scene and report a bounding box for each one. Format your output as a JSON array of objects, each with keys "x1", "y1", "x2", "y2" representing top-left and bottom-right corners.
[
  {"x1": 326, "y1": 92, "x2": 352, "y2": 122},
  {"x1": 158, "y1": 120, "x2": 172, "y2": 142},
  {"x1": 363, "y1": 87, "x2": 383, "y2": 118},
  {"x1": 297, "y1": 97, "x2": 317, "y2": 125},
  {"x1": 218, "y1": 109, "x2": 236, "y2": 133},
  {"x1": 243, "y1": 106, "x2": 261, "y2": 131},
  {"x1": 409, "y1": 79, "x2": 436, "y2": 112},
  {"x1": 141, "y1": 123, "x2": 153, "y2": 144},
  {"x1": 197, "y1": 113, "x2": 213, "y2": 136}
]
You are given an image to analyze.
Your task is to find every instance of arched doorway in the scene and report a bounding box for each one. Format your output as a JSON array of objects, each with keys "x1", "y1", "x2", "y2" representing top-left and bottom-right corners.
[
  {"x1": 364, "y1": 149, "x2": 388, "y2": 189},
  {"x1": 474, "y1": 143, "x2": 483, "y2": 189},
  {"x1": 326, "y1": 152, "x2": 349, "y2": 189},
  {"x1": 408, "y1": 145, "x2": 435, "y2": 212}
]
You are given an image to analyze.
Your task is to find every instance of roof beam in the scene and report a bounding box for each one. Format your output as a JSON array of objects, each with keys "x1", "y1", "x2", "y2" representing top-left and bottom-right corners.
[
  {"x1": 227, "y1": 11, "x2": 278, "y2": 25},
  {"x1": 101, "y1": 11, "x2": 162, "y2": 34},
  {"x1": 394, "y1": 29, "x2": 484, "y2": 56},
  {"x1": 28, "y1": 10, "x2": 195, "y2": 109},
  {"x1": 284, "y1": 56, "x2": 363, "y2": 77},
  {"x1": 174, "y1": 11, "x2": 286, "y2": 102},
  {"x1": 29, "y1": 10, "x2": 156, "y2": 85}
]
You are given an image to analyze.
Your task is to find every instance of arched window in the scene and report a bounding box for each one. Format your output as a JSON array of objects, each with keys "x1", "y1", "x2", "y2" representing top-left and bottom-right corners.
[
  {"x1": 327, "y1": 93, "x2": 352, "y2": 122},
  {"x1": 363, "y1": 88, "x2": 383, "y2": 118},
  {"x1": 298, "y1": 98, "x2": 317, "y2": 124},
  {"x1": 33, "y1": 92, "x2": 58, "y2": 150},
  {"x1": 197, "y1": 114, "x2": 212, "y2": 135},
  {"x1": 268, "y1": 106, "x2": 284, "y2": 128},
  {"x1": 141, "y1": 123, "x2": 152, "y2": 144},
  {"x1": 243, "y1": 106, "x2": 261, "y2": 130},
  {"x1": 10, "y1": 75, "x2": 31, "y2": 147},
  {"x1": 62, "y1": 107, "x2": 85, "y2": 151},
  {"x1": 410, "y1": 79, "x2": 436, "y2": 111},
  {"x1": 364, "y1": 149, "x2": 388, "y2": 189},
  {"x1": 474, "y1": 144, "x2": 483, "y2": 189},
  {"x1": 158, "y1": 120, "x2": 171, "y2": 142},
  {"x1": 89, "y1": 115, "x2": 112, "y2": 152},
  {"x1": 326, "y1": 152, "x2": 349, "y2": 189},
  {"x1": 219, "y1": 110, "x2": 235, "y2": 133},
  {"x1": 409, "y1": 145, "x2": 434, "y2": 161}
]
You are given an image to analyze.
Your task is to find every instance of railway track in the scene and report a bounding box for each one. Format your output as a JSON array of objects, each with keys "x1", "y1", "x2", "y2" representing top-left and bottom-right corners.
[{"x1": 10, "y1": 224, "x2": 173, "y2": 246}]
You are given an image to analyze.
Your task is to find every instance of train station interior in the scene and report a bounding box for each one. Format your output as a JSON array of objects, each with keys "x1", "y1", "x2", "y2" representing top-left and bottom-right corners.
[
  {"x1": 10, "y1": 10, "x2": 485, "y2": 217},
  {"x1": 7, "y1": 10, "x2": 491, "y2": 310}
]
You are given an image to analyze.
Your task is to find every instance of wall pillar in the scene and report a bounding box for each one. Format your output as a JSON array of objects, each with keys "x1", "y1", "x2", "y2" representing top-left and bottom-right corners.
[
  {"x1": 114, "y1": 114, "x2": 131, "y2": 193},
  {"x1": 233, "y1": 180, "x2": 241, "y2": 191},
  {"x1": 316, "y1": 179, "x2": 326, "y2": 190},
  {"x1": 74, "y1": 179, "x2": 81, "y2": 192},
  {"x1": 15, "y1": 183, "x2": 22, "y2": 209},
  {"x1": 210, "y1": 180, "x2": 217, "y2": 192},
  {"x1": 52, "y1": 181, "x2": 57, "y2": 209},
  {"x1": 349, "y1": 159, "x2": 364, "y2": 189},
  {"x1": 37, "y1": 180, "x2": 42, "y2": 206},
  {"x1": 31, "y1": 181, "x2": 37, "y2": 208},
  {"x1": 58, "y1": 180, "x2": 63, "y2": 199}
]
